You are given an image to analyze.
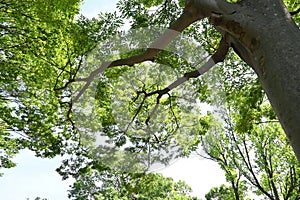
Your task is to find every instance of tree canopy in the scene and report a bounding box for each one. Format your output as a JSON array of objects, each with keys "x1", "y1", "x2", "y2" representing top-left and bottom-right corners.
[
  {"x1": 1, "y1": 0, "x2": 300, "y2": 199},
  {"x1": 202, "y1": 102, "x2": 300, "y2": 199}
]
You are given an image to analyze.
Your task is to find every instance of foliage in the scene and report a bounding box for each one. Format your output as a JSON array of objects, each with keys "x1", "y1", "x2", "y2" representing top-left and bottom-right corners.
[
  {"x1": 1, "y1": 0, "x2": 300, "y2": 199},
  {"x1": 205, "y1": 183, "x2": 248, "y2": 200},
  {"x1": 68, "y1": 171, "x2": 199, "y2": 199},
  {"x1": 284, "y1": 0, "x2": 300, "y2": 25},
  {"x1": 202, "y1": 98, "x2": 300, "y2": 199},
  {"x1": 0, "y1": 0, "x2": 122, "y2": 167},
  {"x1": 0, "y1": 0, "x2": 82, "y2": 171}
]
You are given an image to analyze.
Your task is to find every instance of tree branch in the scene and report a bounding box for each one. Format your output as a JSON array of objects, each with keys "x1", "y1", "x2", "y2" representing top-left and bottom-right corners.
[
  {"x1": 112, "y1": 36, "x2": 230, "y2": 145},
  {"x1": 72, "y1": 9, "x2": 201, "y2": 103},
  {"x1": 224, "y1": 109, "x2": 275, "y2": 199},
  {"x1": 144, "y1": 37, "x2": 229, "y2": 125}
]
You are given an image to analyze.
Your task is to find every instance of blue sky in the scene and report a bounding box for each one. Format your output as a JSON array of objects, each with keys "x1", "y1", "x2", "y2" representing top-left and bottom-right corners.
[
  {"x1": 0, "y1": 1, "x2": 226, "y2": 199},
  {"x1": 80, "y1": 0, "x2": 119, "y2": 18}
]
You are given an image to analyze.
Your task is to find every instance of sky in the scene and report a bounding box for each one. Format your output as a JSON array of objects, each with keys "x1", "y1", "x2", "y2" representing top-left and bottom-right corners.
[{"x1": 0, "y1": 1, "x2": 226, "y2": 199}]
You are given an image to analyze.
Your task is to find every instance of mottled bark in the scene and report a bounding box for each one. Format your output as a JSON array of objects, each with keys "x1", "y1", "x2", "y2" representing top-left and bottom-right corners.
[
  {"x1": 189, "y1": 0, "x2": 300, "y2": 162},
  {"x1": 78, "y1": 0, "x2": 300, "y2": 162}
]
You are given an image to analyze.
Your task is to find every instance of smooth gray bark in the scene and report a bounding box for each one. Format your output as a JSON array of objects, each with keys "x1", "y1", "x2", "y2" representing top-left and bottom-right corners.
[{"x1": 189, "y1": 0, "x2": 300, "y2": 161}]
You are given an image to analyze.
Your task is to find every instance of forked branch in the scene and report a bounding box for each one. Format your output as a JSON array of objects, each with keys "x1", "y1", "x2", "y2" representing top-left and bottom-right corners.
[
  {"x1": 145, "y1": 37, "x2": 229, "y2": 124},
  {"x1": 72, "y1": 9, "x2": 201, "y2": 103}
]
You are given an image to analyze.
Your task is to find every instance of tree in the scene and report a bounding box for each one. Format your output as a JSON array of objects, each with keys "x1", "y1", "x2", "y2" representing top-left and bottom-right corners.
[
  {"x1": 1, "y1": 0, "x2": 300, "y2": 199},
  {"x1": 69, "y1": 0, "x2": 300, "y2": 161},
  {"x1": 49, "y1": 0, "x2": 300, "y2": 162},
  {"x1": 0, "y1": 0, "x2": 83, "y2": 167},
  {"x1": 205, "y1": 183, "x2": 248, "y2": 200},
  {"x1": 62, "y1": 0, "x2": 299, "y2": 197},
  {"x1": 201, "y1": 99, "x2": 300, "y2": 199},
  {"x1": 0, "y1": 0, "x2": 122, "y2": 167},
  {"x1": 68, "y1": 171, "x2": 199, "y2": 199}
]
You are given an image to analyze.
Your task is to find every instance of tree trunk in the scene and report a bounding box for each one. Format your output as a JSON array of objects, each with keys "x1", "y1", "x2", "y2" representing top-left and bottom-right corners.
[
  {"x1": 190, "y1": 0, "x2": 300, "y2": 161},
  {"x1": 251, "y1": 21, "x2": 300, "y2": 162}
]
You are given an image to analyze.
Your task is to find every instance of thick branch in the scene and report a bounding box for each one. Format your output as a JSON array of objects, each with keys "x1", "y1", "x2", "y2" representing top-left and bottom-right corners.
[
  {"x1": 145, "y1": 37, "x2": 229, "y2": 124},
  {"x1": 121, "y1": 36, "x2": 229, "y2": 131},
  {"x1": 73, "y1": 9, "x2": 201, "y2": 103}
]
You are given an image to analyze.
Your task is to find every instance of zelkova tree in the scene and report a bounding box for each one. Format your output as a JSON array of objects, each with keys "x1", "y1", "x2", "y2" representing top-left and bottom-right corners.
[
  {"x1": 1, "y1": 0, "x2": 299, "y2": 198},
  {"x1": 72, "y1": 0, "x2": 300, "y2": 161}
]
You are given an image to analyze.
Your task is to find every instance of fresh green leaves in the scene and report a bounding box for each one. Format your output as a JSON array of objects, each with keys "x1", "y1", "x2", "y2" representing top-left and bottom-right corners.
[
  {"x1": 0, "y1": 0, "x2": 123, "y2": 167},
  {"x1": 68, "y1": 172, "x2": 199, "y2": 199},
  {"x1": 1, "y1": 0, "x2": 300, "y2": 199},
  {"x1": 137, "y1": 0, "x2": 164, "y2": 8},
  {"x1": 205, "y1": 183, "x2": 248, "y2": 200},
  {"x1": 202, "y1": 104, "x2": 300, "y2": 199}
]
